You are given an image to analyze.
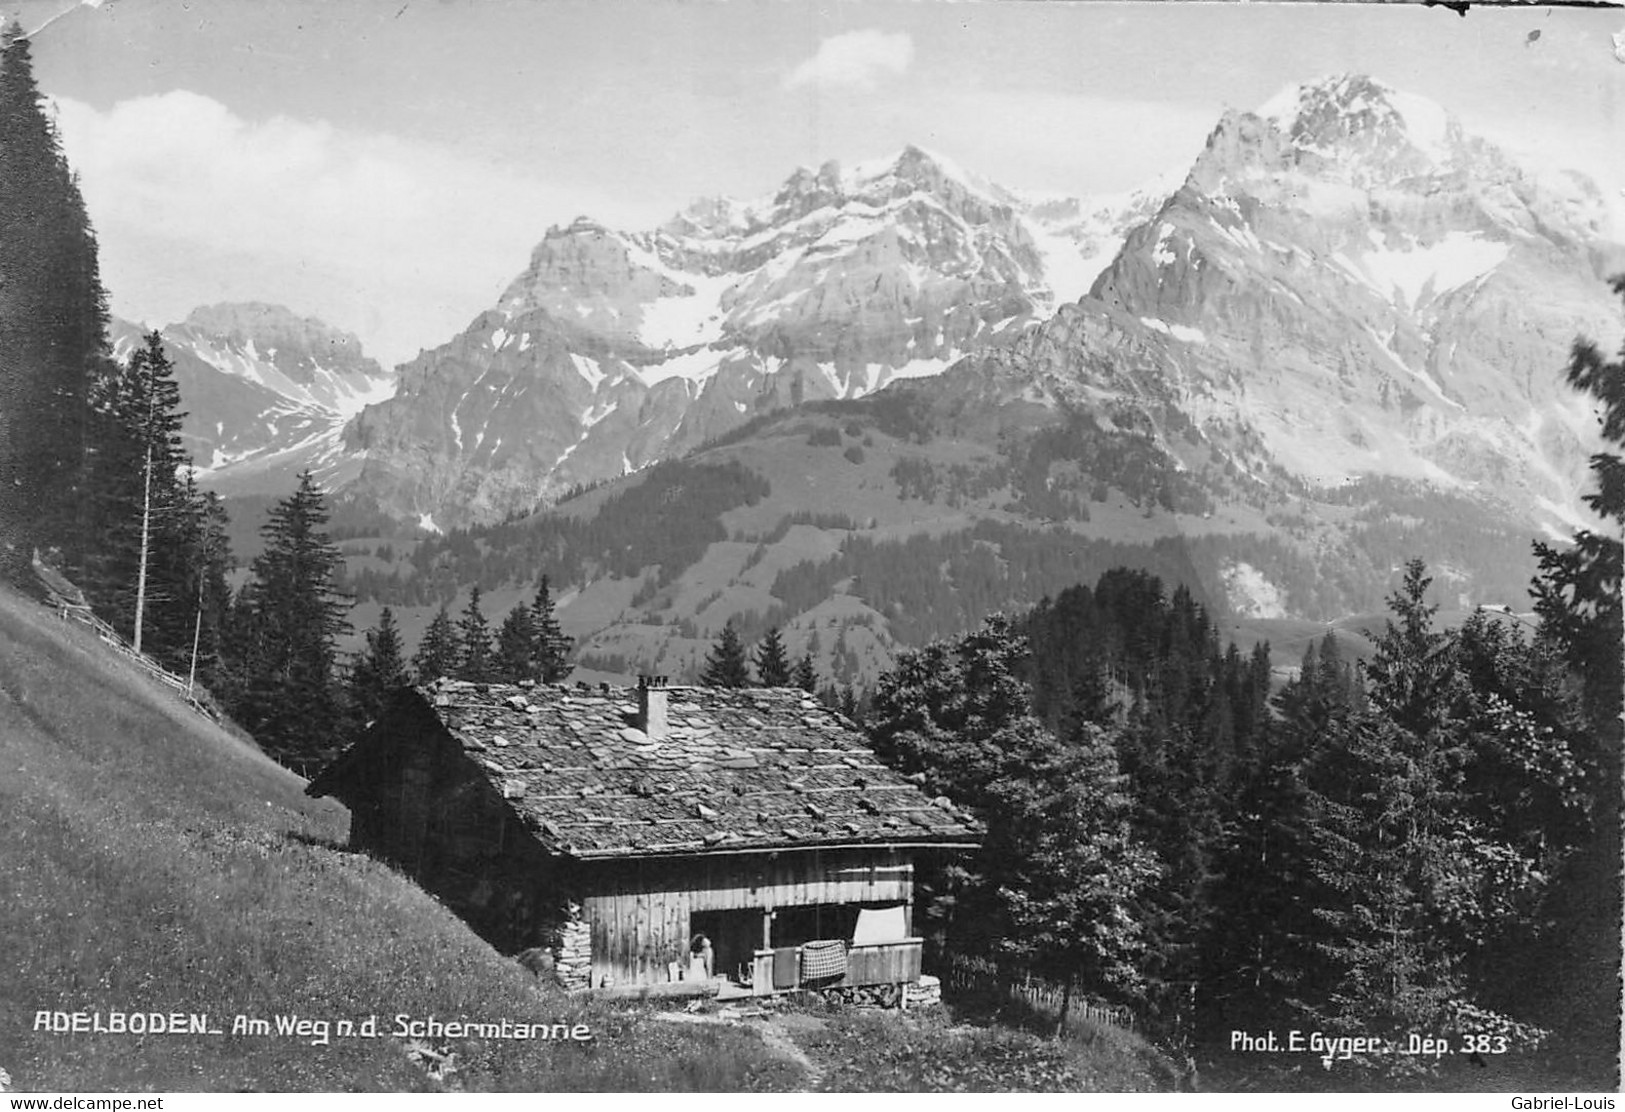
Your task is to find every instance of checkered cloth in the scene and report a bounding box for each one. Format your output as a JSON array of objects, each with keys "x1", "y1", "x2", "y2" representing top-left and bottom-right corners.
[{"x1": 799, "y1": 939, "x2": 847, "y2": 982}]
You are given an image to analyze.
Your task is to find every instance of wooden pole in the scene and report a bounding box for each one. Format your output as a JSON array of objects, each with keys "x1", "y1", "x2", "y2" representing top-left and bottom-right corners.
[
  {"x1": 132, "y1": 443, "x2": 152, "y2": 655},
  {"x1": 186, "y1": 572, "x2": 203, "y2": 695},
  {"x1": 186, "y1": 601, "x2": 202, "y2": 697}
]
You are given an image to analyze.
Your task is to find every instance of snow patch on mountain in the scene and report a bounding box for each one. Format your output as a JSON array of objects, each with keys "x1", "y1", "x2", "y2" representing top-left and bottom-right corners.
[
  {"x1": 1140, "y1": 317, "x2": 1207, "y2": 344},
  {"x1": 1221, "y1": 562, "x2": 1288, "y2": 620},
  {"x1": 571, "y1": 354, "x2": 607, "y2": 391},
  {"x1": 637, "y1": 346, "x2": 725, "y2": 388},
  {"x1": 1342, "y1": 231, "x2": 1509, "y2": 308}
]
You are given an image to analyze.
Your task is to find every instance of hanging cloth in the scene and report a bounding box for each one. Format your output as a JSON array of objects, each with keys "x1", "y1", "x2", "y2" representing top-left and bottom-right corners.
[{"x1": 799, "y1": 939, "x2": 847, "y2": 982}]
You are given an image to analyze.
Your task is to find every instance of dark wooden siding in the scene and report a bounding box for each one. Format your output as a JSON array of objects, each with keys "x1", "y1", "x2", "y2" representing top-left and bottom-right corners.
[{"x1": 330, "y1": 703, "x2": 571, "y2": 952}]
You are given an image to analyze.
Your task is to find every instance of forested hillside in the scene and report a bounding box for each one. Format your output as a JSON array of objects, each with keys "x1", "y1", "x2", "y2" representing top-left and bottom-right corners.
[{"x1": 867, "y1": 558, "x2": 1618, "y2": 1087}]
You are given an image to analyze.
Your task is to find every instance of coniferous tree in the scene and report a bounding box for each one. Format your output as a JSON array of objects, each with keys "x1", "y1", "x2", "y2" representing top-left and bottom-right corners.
[
  {"x1": 0, "y1": 22, "x2": 111, "y2": 570},
  {"x1": 838, "y1": 683, "x2": 860, "y2": 721},
  {"x1": 215, "y1": 583, "x2": 265, "y2": 716},
  {"x1": 494, "y1": 601, "x2": 536, "y2": 682},
  {"x1": 1522, "y1": 280, "x2": 1625, "y2": 1069},
  {"x1": 701, "y1": 621, "x2": 750, "y2": 687},
  {"x1": 530, "y1": 575, "x2": 573, "y2": 682},
  {"x1": 456, "y1": 586, "x2": 494, "y2": 682},
  {"x1": 992, "y1": 716, "x2": 1161, "y2": 1022},
  {"x1": 792, "y1": 651, "x2": 817, "y2": 693},
  {"x1": 753, "y1": 626, "x2": 791, "y2": 686},
  {"x1": 869, "y1": 614, "x2": 1158, "y2": 1006},
  {"x1": 817, "y1": 682, "x2": 841, "y2": 711},
  {"x1": 1288, "y1": 562, "x2": 1555, "y2": 1057},
  {"x1": 82, "y1": 332, "x2": 192, "y2": 656},
  {"x1": 350, "y1": 606, "x2": 411, "y2": 727},
  {"x1": 1207, "y1": 631, "x2": 1356, "y2": 1028},
  {"x1": 413, "y1": 605, "x2": 460, "y2": 682},
  {"x1": 233, "y1": 471, "x2": 352, "y2": 771},
  {"x1": 182, "y1": 486, "x2": 234, "y2": 694},
  {"x1": 1532, "y1": 272, "x2": 1625, "y2": 779}
]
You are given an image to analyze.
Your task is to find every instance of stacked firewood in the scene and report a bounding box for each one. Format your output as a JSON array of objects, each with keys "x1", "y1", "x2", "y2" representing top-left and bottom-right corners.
[
  {"x1": 905, "y1": 974, "x2": 942, "y2": 1008},
  {"x1": 554, "y1": 917, "x2": 593, "y2": 991}
]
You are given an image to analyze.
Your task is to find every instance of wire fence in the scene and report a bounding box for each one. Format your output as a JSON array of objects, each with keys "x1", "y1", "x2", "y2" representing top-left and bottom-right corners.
[
  {"x1": 941, "y1": 952, "x2": 1136, "y2": 1033},
  {"x1": 33, "y1": 555, "x2": 218, "y2": 722}
]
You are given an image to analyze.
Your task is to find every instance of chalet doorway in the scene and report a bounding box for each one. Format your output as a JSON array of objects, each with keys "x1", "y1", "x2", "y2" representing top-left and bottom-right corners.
[{"x1": 688, "y1": 909, "x2": 761, "y2": 984}]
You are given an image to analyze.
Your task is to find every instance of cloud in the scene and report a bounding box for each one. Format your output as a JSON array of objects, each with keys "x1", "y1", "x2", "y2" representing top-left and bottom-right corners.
[
  {"x1": 784, "y1": 30, "x2": 913, "y2": 91},
  {"x1": 51, "y1": 91, "x2": 657, "y2": 367}
]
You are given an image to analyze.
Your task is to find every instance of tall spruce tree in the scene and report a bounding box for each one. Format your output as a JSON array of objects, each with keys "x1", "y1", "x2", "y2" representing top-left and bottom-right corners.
[
  {"x1": 701, "y1": 621, "x2": 750, "y2": 687},
  {"x1": 1207, "y1": 631, "x2": 1356, "y2": 1028},
  {"x1": 1532, "y1": 272, "x2": 1625, "y2": 768},
  {"x1": 182, "y1": 486, "x2": 234, "y2": 694},
  {"x1": 792, "y1": 651, "x2": 817, "y2": 693},
  {"x1": 233, "y1": 471, "x2": 352, "y2": 772},
  {"x1": 869, "y1": 614, "x2": 1158, "y2": 1006},
  {"x1": 530, "y1": 575, "x2": 572, "y2": 682},
  {"x1": 1526, "y1": 277, "x2": 1625, "y2": 1071},
  {"x1": 494, "y1": 601, "x2": 536, "y2": 683},
  {"x1": 83, "y1": 331, "x2": 191, "y2": 656},
  {"x1": 350, "y1": 606, "x2": 411, "y2": 727},
  {"x1": 753, "y1": 626, "x2": 791, "y2": 686},
  {"x1": 0, "y1": 23, "x2": 111, "y2": 570},
  {"x1": 992, "y1": 716, "x2": 1162, "y2": 1024},
  {"x1": 455, "y1": 586, "x2": 494, "y2": 682},
  {"x1": 1289, "y1": 562, "x2": 1554, "y2": 1058},
  {"x1": 413, "y1": 605, "x2": 460, "y2": 682}
]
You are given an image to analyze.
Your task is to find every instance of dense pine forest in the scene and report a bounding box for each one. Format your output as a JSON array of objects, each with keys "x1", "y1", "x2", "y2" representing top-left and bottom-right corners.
[
  {"x1": 1, "y1": 16, "x2": 1620, "y2": 1087},
  {"x1": 865, "y1": 554, "x2": 1618, "y2": 1081}
]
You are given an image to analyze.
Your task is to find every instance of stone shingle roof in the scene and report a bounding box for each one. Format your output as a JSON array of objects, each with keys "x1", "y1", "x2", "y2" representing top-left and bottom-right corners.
[{"x1": 335, "y1": 678, "x2": 981, "y2": 860}]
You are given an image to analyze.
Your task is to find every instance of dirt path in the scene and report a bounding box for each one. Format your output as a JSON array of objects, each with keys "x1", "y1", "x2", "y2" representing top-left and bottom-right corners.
[
  {"x1": 647, "y1": 1007, "x2": 827, "y2": 1090},
  {"x1": 752, "y1": 1016, "x2": 825, "y2": 1090}
]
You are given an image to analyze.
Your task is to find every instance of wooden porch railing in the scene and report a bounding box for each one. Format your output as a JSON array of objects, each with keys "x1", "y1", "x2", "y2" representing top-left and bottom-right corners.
[{"x1": 750, "y1": 937, "x2": 923, "y2": 995}]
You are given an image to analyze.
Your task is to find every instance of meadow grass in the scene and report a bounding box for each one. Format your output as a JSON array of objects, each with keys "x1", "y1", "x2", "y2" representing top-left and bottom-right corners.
[{"x1": 773, "y1": 996, "x2": 1175, "y2": 1092}]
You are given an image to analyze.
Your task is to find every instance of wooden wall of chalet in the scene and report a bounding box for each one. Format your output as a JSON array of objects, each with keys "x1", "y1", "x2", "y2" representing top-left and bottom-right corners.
[
  {"x1": 578, "y1": 846, "x2": 913, "y2": 988},
  {"x1": 339, "y1": 700, "x2": 569, "y2": 953}
]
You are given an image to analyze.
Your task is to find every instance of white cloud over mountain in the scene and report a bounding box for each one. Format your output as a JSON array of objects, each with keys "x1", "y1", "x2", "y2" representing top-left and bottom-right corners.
[
  {"x1": 51, "y1": 90, "x2": 661, "y2": 368},
  {"x1": 784, "y1": 30, "x2": 914, "y2": 91}
]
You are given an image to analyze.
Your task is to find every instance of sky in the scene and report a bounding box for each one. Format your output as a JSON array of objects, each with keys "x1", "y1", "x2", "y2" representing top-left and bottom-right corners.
[{"x1": 12, "y1": 0, "x2": 1625, "y2": 369}]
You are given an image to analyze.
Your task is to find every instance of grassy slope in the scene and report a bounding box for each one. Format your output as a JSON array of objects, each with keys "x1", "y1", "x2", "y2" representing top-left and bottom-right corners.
[
  {"x1": 762, "y1": 999, "x2": 1175, "y2": 1093},
  {"x1": 0, "y1": 583, "x2": 802, "y2": 1092}
]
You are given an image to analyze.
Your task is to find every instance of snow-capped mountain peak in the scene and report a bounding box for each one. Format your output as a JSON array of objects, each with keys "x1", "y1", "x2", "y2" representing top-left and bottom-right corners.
[
  {"x1": 1258, "y1": 74, "x2": 1459, "y2": 169},
  {"x1": 336, "y1": 76, "x2": 1620, "y2": 535},
  {"x1": 341, "y1": 148, "x2": 1170, "y2": 526}
]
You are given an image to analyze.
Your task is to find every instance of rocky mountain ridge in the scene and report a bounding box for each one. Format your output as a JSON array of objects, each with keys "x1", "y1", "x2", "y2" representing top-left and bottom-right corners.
[
  {"x1": 110, "y1": 303, "x2": 395, "y2": 494},
  {"x1": 339, "y1": 147, "x2": 1162, "y2": 529},
  {"x1": 337, "y1": 76, "x2": 1620, "y2": 536},
  {"x1": 976, "y1": 74, "x2": 1621, "y2": 542}
]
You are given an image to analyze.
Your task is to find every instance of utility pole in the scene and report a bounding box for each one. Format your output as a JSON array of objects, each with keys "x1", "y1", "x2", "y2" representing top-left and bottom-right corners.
[
  {"x1": 187, "y1": 582, "x2": 202, "y2": 697},
  {"x1": 132, "y1": 441, "x2": 152, "y2": 655}
]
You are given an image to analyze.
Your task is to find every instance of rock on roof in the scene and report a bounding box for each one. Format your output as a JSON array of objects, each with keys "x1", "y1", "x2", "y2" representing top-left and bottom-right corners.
[{"x1": 319, "y1": 678, "x2": 981, "y2": 860}]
